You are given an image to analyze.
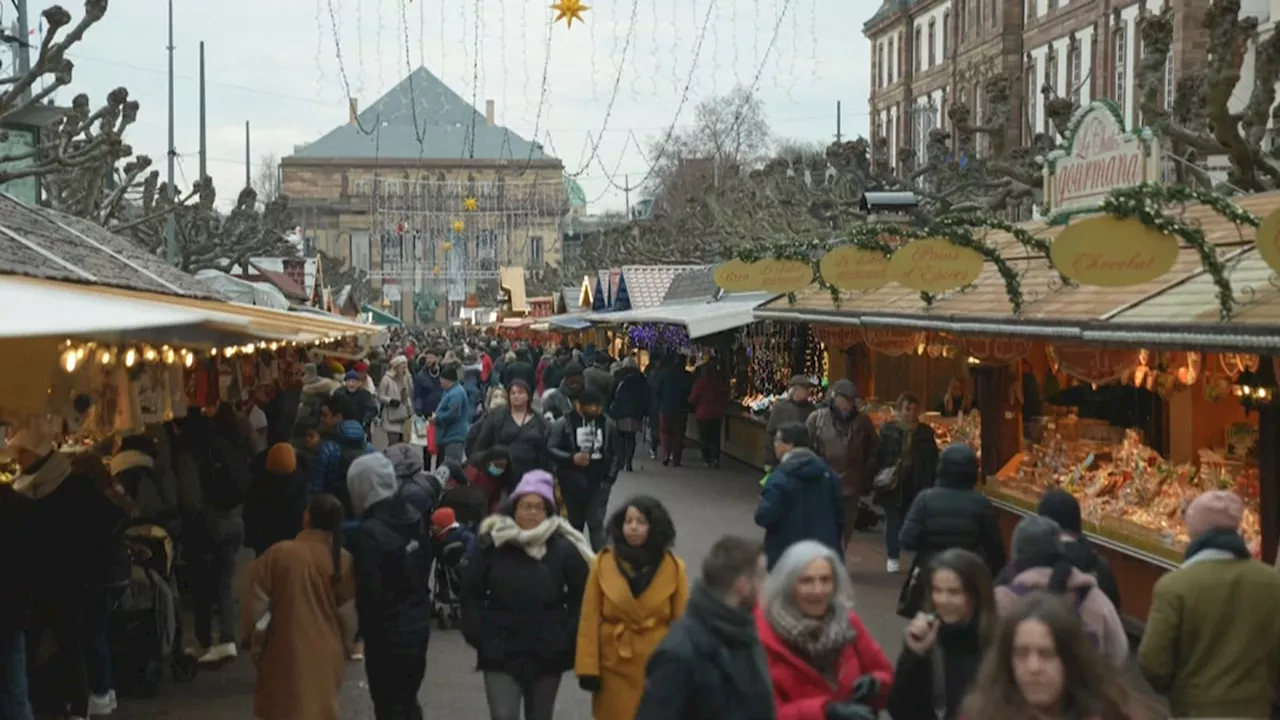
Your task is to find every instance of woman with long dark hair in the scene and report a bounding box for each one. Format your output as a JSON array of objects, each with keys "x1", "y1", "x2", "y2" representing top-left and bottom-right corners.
[
  {"x1": 470, "y1": 379, "x2": 549, "y2": 482},
  {"x1": 887, "y1": 548, "x2": 996, "y2": 720},
  {"x1": 576, "y1": 495, "x2": 688, "y2": 719},
  {"x1": 961, "y1": 592, "x2": 1160, "y2": 720},
  {"x1": 244, "y1": 493, "x2": 357, "y2": 720}
]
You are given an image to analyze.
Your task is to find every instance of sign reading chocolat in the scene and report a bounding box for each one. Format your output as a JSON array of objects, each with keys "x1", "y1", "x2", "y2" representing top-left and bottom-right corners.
[
  {"x1": 818, "y1": 246, "x2": 891, "y2": 291},
  {"x1": 886, "y1": 239, "x2": 985, "y2": 293},
  {"x1": 1256, "y1": 206, "x2": 1280, "y2": 276},
  {"x1": 1050, "y1": 215, "x2": 1178, "y2": 287}
]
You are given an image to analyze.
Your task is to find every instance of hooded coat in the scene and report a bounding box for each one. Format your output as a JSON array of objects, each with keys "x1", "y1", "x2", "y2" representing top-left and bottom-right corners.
[
  {"x1": 994, "y1": 566, "x2": 1129, "y2": 668},
  {"x1": 311, "y1": 419, "x2": 375, "y2": 504},
  {"x1": 609, "y1": 367, "x2": 650, "y2": 424},
  {"x1": 291, "y1": 376, "x2": 341, "y2": 447},
  {"x1": 754, "y1": 448, "x2": 844, "y2": 568},
  {"x1": 1025, "y1": 490, "x2": 1121, "y2": 609},
  {"x1": 345, "y1": 453, "x2": 433, "y2": 654},
  {"x1": 898, "y1": 444, "x2": 1006, "y2": 575},
  {"x1": 110, "y1": 448, "x2": 171, "y2": 522}
]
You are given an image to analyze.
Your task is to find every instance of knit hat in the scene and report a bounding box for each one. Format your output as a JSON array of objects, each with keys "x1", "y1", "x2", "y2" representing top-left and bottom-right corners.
[
  {"x1": 510, "y1": 469, "x2": 557, "y2": 509},
  {"x1": 564, "y1": 362, "x2": 584, "y2": 378},
  {"x1": 1184, "y1": 490, "x2": 1245, "y2": 538},
  {"x1": 391, "y1": 355, "x2": 409, "y2": 368},
  {"x1": 431, "y1": 507, "x2": 457, "y2": 528},
  {"x1": 1011, "y1": 515, "x2": 1065, "y2": 568},
  {"x1": 327, "y1": 361, "x2": 346, "y2": 377},
  {"x1": 1038, "y1": 489, "x2": 1082, "y2": 534},
  {"x1": 830, "y1": 379, "x2": 857, "y2": 399},
  {"x1": 343, "y1": 370, "x2": 360, "y2": 382},
  {"x1": 354, "y1": 361, "x2": 370, "y2": 373},
  {"x1": 935, "y1": 443, "x2": 979, "y2": 489},
  {"x1": 302, "y1": 363, "x2": 319, "y2": 383},
  {"x1": 440, "y1": 364, "x2": 459, "y2": 382},
  {"x1": 265, "y1": 443, "x2": 297, "y2": 475},
  {"x1": 507, "y1": 378, "x2": 531, "y2": 395}
]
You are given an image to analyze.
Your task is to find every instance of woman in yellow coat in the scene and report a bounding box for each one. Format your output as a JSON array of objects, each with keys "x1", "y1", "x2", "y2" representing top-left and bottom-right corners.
[{"x1": 576, "y1": 495, "x2": 688, "y2": 720}]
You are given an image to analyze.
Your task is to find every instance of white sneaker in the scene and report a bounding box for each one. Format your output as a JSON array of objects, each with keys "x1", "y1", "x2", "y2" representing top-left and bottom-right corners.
[
  {"x1": 886, "y1": 558, "x2": 901, "y2": 573},
  {"x1": 89, "y1": 689, "x2": 117, "y2": 715},
  {"x1": 198, "y1": 641, "x2": 238, "y2": 664}
]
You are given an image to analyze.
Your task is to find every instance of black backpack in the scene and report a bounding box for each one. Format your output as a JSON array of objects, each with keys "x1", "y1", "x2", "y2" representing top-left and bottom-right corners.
[
  {"x1": 202, "y1": 440, "x2": 252, "y2": 512},
  {"x1": 329, "y1": 446, "x2": 367, "y2": 518}
]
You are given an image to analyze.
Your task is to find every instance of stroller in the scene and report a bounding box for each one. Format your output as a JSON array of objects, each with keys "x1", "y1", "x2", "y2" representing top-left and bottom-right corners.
[
  {"x1": 109, "y1": 523, "x2": 198, "y2": 699},
  {"x1": 430, "y1": 466, "x2": 486, "y2": 630}
]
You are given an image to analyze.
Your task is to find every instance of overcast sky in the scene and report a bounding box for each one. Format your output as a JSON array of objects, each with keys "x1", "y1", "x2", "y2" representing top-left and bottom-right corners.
[{"x1": 8, "y1": 0, "x2": 873, "y2": 213}]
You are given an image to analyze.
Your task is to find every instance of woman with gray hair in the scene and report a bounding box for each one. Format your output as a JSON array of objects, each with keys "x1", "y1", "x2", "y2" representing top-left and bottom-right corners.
[{"x1": 755, "y1": 541, "x2": 894, "y2": 719}]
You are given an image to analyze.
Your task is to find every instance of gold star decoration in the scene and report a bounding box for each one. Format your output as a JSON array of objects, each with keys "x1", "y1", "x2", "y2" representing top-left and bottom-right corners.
[
  {"x1": 452, "y1": 220, "x2": 465, "y2": 233},
  {"x1": 463, "y1": 196, "x2": 478, "y2": 212},
  {"x1": 443, "y1": 241, "x2": 454, "y2": 251},
  {"x1": 550, "y1": 0, "x2": 588, "y2": 27},
  {"x1": 433, "y1": 264, "x2": 442, "y2": 276}
]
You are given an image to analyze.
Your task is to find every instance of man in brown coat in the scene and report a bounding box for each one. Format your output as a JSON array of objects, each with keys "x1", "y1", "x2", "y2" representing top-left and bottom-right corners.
[
  {"x1": 763, "y1": 375, "x2": 816, "y2": 468},
  {"x1": 806, "y1": 379, "x2": 880, "y2": 554}
]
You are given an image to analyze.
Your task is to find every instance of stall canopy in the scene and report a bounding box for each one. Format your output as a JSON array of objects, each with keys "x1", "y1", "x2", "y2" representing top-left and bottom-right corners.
[
  {"x1": 195, "y1": 270, "x2": 290, "y2": 309},
  {"x1": 361, "y1": 303, "x2": 404, "y2": 326},
  {"x1": 587, "y1": 292, "x2": 774, "y2": 339},
  {"x1": 548, "y1": 314, "x2": 593, "y2": 331}
]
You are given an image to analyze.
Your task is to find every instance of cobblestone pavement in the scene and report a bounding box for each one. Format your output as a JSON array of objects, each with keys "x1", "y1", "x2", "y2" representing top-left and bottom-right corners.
[{"x1": 115, "y1": 448, "x2": 909, "y2": 720}]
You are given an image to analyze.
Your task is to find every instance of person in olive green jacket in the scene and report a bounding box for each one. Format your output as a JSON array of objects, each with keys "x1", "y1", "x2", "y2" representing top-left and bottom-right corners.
[{"x1": 1138, "y1": 490, "x2": 1280, "y2": 718}]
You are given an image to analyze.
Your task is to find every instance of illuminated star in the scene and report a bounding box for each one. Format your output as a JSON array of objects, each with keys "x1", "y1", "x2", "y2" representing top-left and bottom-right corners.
[
  {"x1": 443, "y1": 241, "x2": 454, "y2": 251},
  {"x1": 550, "y1": 0, "x2": 589, "y2": 27},
  {"x1": 452, "y1": 220, "x2": 465, "y2": 233},
  {"x1": 463, "y1": 196, "x2": 478, "y2": 212}
]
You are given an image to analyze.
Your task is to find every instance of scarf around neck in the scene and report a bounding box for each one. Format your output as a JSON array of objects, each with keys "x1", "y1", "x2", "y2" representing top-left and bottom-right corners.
[
  {"x1": 481, "y1": 513, "x2": 596, "y2": 563},
  {"x1": 1183, "y1": 527, "x2": 1251, "y2": 565},
  {"x1": 766, "y1": 597, "x2": 856, "y2": 680},
  {"x1": 613, "y1": 539, "x2": 664, "y2": 596}
]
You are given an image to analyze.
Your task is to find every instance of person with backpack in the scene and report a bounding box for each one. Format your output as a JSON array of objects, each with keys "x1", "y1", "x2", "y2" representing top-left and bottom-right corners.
[
  {"x1": 992, "y1": 515, "x2": 1128, "y2": 668},
  {"x1": 187, "y1": 402, "x2": 254, "y2": 665},
  {"x1": 345, "y1": 453, "x2": 433, "y2": 719},
  {"x1": 311, "y1": 395, "x2": 376, "y2": 517}
]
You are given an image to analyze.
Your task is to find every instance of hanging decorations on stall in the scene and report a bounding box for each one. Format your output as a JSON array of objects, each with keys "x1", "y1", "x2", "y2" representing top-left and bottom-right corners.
[
  {"x1": 1047, "y1": 344, "x2": 1145, "y2": 385},
  {"x1": 810, "y1": 326, "x2": 863, "y2": 351},
  {"x1": 960, "y1": 337, "x2": 1034, "y2": 363},
  {"x1": 887, "y1": 239, "x2": 985, "y2": 293},
  {"x1": 818, "y1": 247, "x2": 890, "y2": 291},
  {"x1": 862, "y1": 328, "x2": 925, "y2": 357},
  {"x1": 1049, "y1": 216, "x2": 1179, "y2": 287},
  {"x1": 627, "y1": 324, "x2": 691, "y2": 352}
]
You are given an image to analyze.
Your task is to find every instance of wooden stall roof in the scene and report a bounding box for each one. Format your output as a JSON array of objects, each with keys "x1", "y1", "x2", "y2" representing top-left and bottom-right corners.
[{"x1": 1107, "y1": 247, "x2": 1280, "y2": 326}]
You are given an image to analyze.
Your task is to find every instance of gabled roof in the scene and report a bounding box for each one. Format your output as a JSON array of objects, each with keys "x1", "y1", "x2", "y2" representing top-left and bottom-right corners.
[
  {"x1": 663, "y1": 266, "x2": 719, "y2": 303},
  {"x1": 288, "y1": 66, "x2": 555, "y2": 163},
  {"x1": 617, "y1": 265, "x2": 706, "y2": 310},
  {"x1": 864, "y1": 0, "x2": 911, "y2": 32},
  {"x1": 0, "y1": 195, "x2": 223, "y2": 299},
  {"x1": 244, "y1": 262, "x2": 308, "y2": 300}
]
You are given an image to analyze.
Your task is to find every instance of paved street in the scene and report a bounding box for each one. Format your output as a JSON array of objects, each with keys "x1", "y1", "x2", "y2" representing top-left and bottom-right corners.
[{"x1": 117, "y1": 447, "x2": 910, "y2": 720}]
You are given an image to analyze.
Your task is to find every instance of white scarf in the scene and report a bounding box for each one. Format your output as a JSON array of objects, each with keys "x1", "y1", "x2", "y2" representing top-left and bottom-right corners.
[{"x1": 480, "y1": 514, "x2": 596, "y2": 562}]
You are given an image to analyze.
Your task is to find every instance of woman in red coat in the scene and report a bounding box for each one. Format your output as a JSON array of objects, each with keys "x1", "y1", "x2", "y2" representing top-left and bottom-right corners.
[{"x1": 756, "y1": 540, "x2": 894, "y2": 720}]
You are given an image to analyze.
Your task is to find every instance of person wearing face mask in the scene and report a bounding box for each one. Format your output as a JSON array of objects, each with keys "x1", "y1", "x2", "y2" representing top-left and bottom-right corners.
[
  {"x1": 961, "y1": 592, "x2": 1160, "y2": 720},
  {"x1": 634, "y1": 535, "x2": 776, "y2": 720},
  {"x1": 576, "y1": 496, "x2": 688, "y2": 720},
  {"x1": 887, "y1": 549, "x2": 995, "y2": 720},
  {"x1": 805, "y1": 379, "x2": 880, "y2": 554},
  {"x1": 756, "y1": 541, "x2": 893, "y2": 720},
  {"x1": 464, "y1": 446, "x2": 516, "y2": 514},
  {"x1": 471, "y1": 379, "x2": 549, "y2": 483},
  {"x1": 547, "y1": 388, "x2": 622, "y2": 551}
]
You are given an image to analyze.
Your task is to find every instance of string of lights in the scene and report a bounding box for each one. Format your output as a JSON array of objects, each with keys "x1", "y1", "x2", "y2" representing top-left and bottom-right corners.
[
  {"x1": 469, "y1": 0, "x2": 482, "y2": 159},
  {"x1": 564, "y1": 0, "x2": 642, "y2": 179},
  {"x1": 323, "y1": 0, "x2": 378, "y2": 136},
  {"x1": 355, "y1": 0, "x2": 365, "y2": 96},
  {"x1": 718, "y1": 0, "x2": 797, "y2": 159},
  {"x1": 398, "y1": 0, "x2": 429, "y2": 147},
  {"x1": 506, "y1": 17, "x2": 555, "y2": 176},
  {"x1": 731, "y1": 0, "x2": 740, "y2": 86}
]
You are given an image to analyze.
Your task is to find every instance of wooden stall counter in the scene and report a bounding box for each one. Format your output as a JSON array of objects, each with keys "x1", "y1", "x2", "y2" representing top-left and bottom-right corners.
[{"x1": 686, "y1": 406, "x2": 770, "y2": 470}]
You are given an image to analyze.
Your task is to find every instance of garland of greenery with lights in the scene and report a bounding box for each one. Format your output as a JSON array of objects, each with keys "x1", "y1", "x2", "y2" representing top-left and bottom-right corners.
[
  {"x1": 934, "y1": 214, "x2": 1072, "y2": 287},
  {"x1": 1102, "y1": 183, "x2": 1259, "y2": 322},
  {"x1": 736, "y1": 220, "x2": 1026, "y2": 315}
]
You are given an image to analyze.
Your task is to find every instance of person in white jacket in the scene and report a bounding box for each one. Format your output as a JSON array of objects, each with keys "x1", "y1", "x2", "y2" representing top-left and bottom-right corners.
[{"x1": 377, "y1": 356, "x2": 413, "y2": 445}]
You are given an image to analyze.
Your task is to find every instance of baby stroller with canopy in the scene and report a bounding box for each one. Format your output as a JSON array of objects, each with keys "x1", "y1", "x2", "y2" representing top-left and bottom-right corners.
[
  {"x1": 109, "y1": 523, "x2": 198, "y2": 699},
  {"x1": 429, "y1": 462, "x2": 487, "y2": 629}
]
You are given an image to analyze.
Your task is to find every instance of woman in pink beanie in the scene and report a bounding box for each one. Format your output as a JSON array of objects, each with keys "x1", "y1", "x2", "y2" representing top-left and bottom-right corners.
[
  {"x1": 460, "y1": 469, "x2": 595, "y2": 719},
  {"x1": 1139, "y1": 489, "x2": 1280, "y2": 719}
]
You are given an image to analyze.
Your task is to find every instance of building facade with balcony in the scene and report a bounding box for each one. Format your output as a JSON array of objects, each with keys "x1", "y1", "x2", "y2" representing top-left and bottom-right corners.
[{"x1": 281, "y1": 66, "x2": 567, "y2": 323}]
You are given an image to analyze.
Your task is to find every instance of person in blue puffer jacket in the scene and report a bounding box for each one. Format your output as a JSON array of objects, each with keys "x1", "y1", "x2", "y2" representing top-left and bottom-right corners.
[
  {"x1": 432, "y1": 365, "x2": 472, "y2": 464},
  {"x1": 754, "y1": 421, "x2": 844, "y2": 569}
]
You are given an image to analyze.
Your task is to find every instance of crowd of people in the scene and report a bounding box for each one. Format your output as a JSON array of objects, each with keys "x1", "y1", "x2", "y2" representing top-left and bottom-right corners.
[{"x1": 5, "y1": 326, "x2": 1280, "y2": 720}]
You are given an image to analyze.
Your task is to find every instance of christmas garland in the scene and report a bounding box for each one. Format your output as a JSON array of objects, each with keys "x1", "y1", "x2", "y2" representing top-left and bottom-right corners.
[
  {"x1": 934, "y1": 214, "x2": 1072, "y2": 288},
  {"x1": 1100, "y1": 185, "x2": 1238, "y2": 321}
]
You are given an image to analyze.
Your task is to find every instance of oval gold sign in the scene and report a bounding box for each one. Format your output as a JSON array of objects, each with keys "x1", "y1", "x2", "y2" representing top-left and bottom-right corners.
[
  {"x1": 713, "y1": 259, "x2": 759, "y2": 292},
  {"x1": 1256, "y1": 207, "x2": 1280, "y2": 275},
  {"x1": 1050, "y1": 216, "x2": 1178, "y2": 287},
  {"x1": 758, "y1": 259, "x2": 814, "y2": 294},
  {"x1": 887, "y1": 239, "x2": 985, "y2": 293},
  {"x1": 819, "y1": 247, "x2": 891, "y2": 291}
]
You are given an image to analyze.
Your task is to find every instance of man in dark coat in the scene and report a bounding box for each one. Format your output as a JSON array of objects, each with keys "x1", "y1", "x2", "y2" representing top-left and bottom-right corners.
[
  {"x1": 412, "y1": 348, "x2": 444, "y2": 419},
  {"x1": 806, "y1": 379, "x2": 880, "y2": 550},
  {"x1": 583, "y1": 352, "x2": 614, "y2": 402},
  {"x1": 542, "y1": 346, "x2": 573, "y2": 396},
  {"x1": 754, "y1": 422, "x2": 844, "y2": 568},
  {"x1": 763, "y1": 375, "x2": 817, "y2": 468},
  {"x1": 542, "y1": 362, "x2": 585, "y2": 421},
  {"x1": 503, "y1": 348, "x2": 536, "y2": 392},
  {"x1": 547, "y1": 388, "x2": 621, "y2": 550},
  {"x1": 654, "y1": 355, "x2": 693, "y2": 466},
  {"x1": 874, "y1": 392, "x2": 939, "y2": 574},
  {"x1": 0, "y1": 478, "x2": 33, "y2": 720},
  {"x1": 635, "y1": 535, "x2": 775, "y2": 720},
  {"x1": 899, "y1": 443, "x2": 1007, "y2": 579}
]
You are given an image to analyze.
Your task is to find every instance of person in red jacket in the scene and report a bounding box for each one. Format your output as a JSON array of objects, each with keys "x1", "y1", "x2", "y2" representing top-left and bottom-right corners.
[
  {"x1": 688, "y1": 358, "x2": 729, "y2": 468},
  {"x1": 756, "y1": 540, "x2": 893, "y2": 720}
]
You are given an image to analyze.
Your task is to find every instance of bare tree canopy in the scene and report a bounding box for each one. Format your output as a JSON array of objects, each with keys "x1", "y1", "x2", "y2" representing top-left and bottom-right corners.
[
  {"x1": 318, "y1": 249, "x2": 373, "y2": 307},
  {"x1": 254, "y1": 152, "x2": 281, "y2": 204}
]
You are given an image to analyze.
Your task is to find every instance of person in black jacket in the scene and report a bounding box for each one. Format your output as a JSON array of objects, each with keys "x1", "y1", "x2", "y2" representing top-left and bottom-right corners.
[
  {"x1": 993, "y1": 489, "x2": 1121, "y2": 610},
  {"x1": 635, "y1": 535, "x2": 774, "y2": 720},
  {"x1": 609, "y1": 358, "x2": 649, "y2": 472},
  {"x1": 0, "y1": 479, "x2": 33, "y2": 720},
  {"x1": 243, "y1": 443, "x2": 307, "y2": 556},
  {"x1": 886, "y1": 548, "x2": 996, "y2": 720},
  {"x1": 470, "y1": 379, "x2": 549, "y2": 483},
  {"x1": 875, "y1": 392, "x2": 940, "y2": 575},
  {"x1": 547, "y1": 388, "x2": 622, "y2": 550},
  {"x1": 345, "y1": 452, "x2": 432, "y2": 720},
  {"x1": 899, "y1": 442, "x2": 1007, "y2": 579},
  {"x1": 654, "y1": 355, "x2": 693, "y2": 466},
  {"x1": 459, "y1": 471, "x2": 593, "y2": 720},
  {"x1": 502, "y1": 348, "x2": 536, "y2": 393}
]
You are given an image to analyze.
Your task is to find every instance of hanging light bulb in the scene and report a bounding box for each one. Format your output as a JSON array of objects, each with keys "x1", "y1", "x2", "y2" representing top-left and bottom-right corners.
[
  {"x1": 224, "y1": 347, "x2": 237, "y2": 358},
  {"x1": 75, "y1": 346, "x2": 87, "y2": 361},
  {"x1": 183, "y1": 350, "x2": 195, "y2": 368},
  {"x1": 142, "y1": 346, "x2": 159, "y2": 363},
  {"x1": 98, "y1": 349, "x2": 112, "y2": 366},
  {"x1": 61, "y1": 349, "x2": 78, "y2": 373},
  {"x1": 162, "y1": 347, "x2": 176, "y2": 365},
  {"x1": 124, "y1": 348, "x2": 138, "y2": 368},
  {"x1": 268, "y1": 342, "x2": 279, "y2": 351}
]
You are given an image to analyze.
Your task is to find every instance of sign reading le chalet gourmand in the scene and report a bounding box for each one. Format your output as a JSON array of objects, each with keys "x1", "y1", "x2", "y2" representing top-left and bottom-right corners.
[{"x1": 1043, "y1": 99, "x2": 1161, "y2": 223}]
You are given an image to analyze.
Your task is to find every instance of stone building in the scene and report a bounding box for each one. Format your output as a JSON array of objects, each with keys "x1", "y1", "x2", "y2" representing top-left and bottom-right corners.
[
  {"x1": 864, "y1": 0, "x2": 1210, "y2": 171},
  {"x1": 281, "y1": 66, "x2": 568, "y2": 322}
]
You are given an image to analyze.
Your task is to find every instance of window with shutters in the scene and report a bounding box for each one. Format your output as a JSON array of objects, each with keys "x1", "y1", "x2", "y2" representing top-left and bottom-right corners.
[
  {"x1": 1027, "y1": 61, "x2": 1038, "y2": 141},
  {"x1": 888, "y1": 37, "x2": 896, "y2": 81},
  {"x1": 928, "y1": 19, "x2": 936, "y2": 67},
  {"x1": 1069, "y1": 39, "x2": 1082, "y2": 103},
  {"x1": 1047, "y1": 48, "x2": 1059, "y2": 99},
  {"x1": 915, "y1": 27, "x2": 922, "y2": 72},
  {"x1": 1114, "y1": 26, "x2": 1127, "y2": 112},
  {"x1": 1164, "y1": 52, "x2": 1174, "y2": 110},
  {"x1": 528, "y1": 235, "x2": 544, "y2": 267},
  {"x1": 942, "y1": 12, "x2": 950, "y2": 57}
]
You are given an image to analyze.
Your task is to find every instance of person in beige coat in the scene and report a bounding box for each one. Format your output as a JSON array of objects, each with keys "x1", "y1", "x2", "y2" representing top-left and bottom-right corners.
[
  {"x1": 378, "y1": 355, "x2": 413, "y2": 445},
  {"x1": 243, "y1": 493, "x2": 357, "y2": 720}
]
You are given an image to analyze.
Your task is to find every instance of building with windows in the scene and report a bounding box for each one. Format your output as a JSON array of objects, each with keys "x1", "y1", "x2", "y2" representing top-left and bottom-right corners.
[
  {"x1": 280, "y1": 66, "x2": 568, "y2": 322},
  {"x1": 865, "y1": 0, "x2": 1210, "y2": 173}
]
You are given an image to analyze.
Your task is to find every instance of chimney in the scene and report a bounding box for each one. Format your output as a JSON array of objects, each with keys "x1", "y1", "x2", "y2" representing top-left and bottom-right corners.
[
  {"x1": 485, "y1": 99, "x2": 495, "y2": 127},
  {"x1": 348, "y1": 98, "x2": 359, "y2": 126}
]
